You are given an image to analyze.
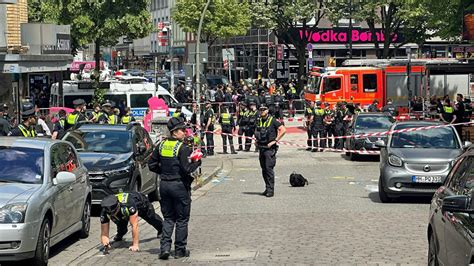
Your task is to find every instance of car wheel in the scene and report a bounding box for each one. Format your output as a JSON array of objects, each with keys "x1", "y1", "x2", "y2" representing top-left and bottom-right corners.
[
  {"x1": 428, "y1": 233, "x2": 439, "y2": 266},
  {"x1": 148, "y1": 174, "x2": 161, "y2": 202},
  {"x1": 31, "y1": 218, "x2": 51, "y2": 266},
  {"x1": 378, "y1": 176, "x2": 392, "y2": 203},
  {"x1": 79, "y1": 200, "x2": 91, "y2": 238}
]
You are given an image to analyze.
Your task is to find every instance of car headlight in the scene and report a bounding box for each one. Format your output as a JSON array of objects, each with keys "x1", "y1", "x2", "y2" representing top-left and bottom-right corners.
[
  {"x1": 0, "y1": 203, "x2": 28, "y2": 223},
  {"x1": 104, "y1": 166, "x2": 132, "y2": 177},
  {"x1": 388, "y1": 155, "x2": 403, "y2": 167}
]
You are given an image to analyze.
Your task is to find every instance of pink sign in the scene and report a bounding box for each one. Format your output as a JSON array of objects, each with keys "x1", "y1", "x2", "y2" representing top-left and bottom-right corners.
[
  {"x1": 298, "y1": 29, "x2": 401, "y2": 44},
  {"x1": 143, "y1": 97, "x2": 169, "y2": 132},
  {"x1": 70, "y1": 61, "x2": 104, "y2": 72}
]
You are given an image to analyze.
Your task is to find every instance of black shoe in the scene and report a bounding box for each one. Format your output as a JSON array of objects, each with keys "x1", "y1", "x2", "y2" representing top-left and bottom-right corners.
[
  {"x1": 113, "y1": 235, "x2": 124, "y2": 241},
  {"x1": 306, "y1": 148, "x2": 312, "y2": 151},
  {"x1": 231, "y1": 151, "x2": 238, "y2": 154},
  {"x1": 174, "y1": 249, "x2": 190, "y2": 259},
  {"x1": 238, "y1": 147, "x2": 243, "y2": 151},
  {"x1": 159, "y1": 251, "x2": 170, "y2": 260},
  {"x1": 223, "y1": 151, "x2": 228, "y2": 154},
  {"x1": 244, "y1": 149, "x2": 250, "y2": 152},
  {"x1": 265, "y1": 192, "x2": 274, "y2": 197},
  {"x1": 261, "y1": 190, "x2": 268, "y2": 196},
  {"x1": 311, "y1": 149, "x2": 318, "y2": 152}
]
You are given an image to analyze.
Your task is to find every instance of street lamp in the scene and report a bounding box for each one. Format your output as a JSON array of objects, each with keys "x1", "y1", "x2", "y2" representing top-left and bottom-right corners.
[{"x1": 195, "y1": 0, "x2": 211, "y2": 125}]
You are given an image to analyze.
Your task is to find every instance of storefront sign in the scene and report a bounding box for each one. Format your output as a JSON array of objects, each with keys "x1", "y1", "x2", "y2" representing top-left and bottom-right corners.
[
  {"x1": 70, "y1": 61, "x2": 104, "y2": 72},
  {"x1": 42, "y1": 34, "x2": 71, "y2": 55},
  {"x1": 294, "y1": 28, "x2": 403, "y2": 44}
]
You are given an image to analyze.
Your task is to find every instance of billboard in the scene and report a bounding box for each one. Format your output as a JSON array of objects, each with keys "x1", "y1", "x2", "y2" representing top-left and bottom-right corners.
[
  {"x1": 291, "y1": 28, "x2": 404, "y2": 44},
  {"x1": 463, "y1": 8, "x2": 474, "y2": 41}
]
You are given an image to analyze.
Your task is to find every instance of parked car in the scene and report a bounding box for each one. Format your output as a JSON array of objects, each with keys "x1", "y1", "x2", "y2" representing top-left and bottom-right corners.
[
  {"x1": 63, "y1": 123, "x2": 160, "y2": 204},
  {"x1": 0, "y1": 138, "x2": 91, "y2": 265},
  {"x1": 345, "y1": 112, "x2": 395, "y2": 161},
  {"x1": 428, "y1": 147, "x2": 474, "y2": 265},
  {"x1": 376, "y1": 121, "x2": 469, "y2": 203}
]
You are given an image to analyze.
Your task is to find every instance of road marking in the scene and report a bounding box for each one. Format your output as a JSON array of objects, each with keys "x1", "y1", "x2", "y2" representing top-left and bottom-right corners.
[{"x1": 331, "y1": 176, "x2": 355, "y2": 180}]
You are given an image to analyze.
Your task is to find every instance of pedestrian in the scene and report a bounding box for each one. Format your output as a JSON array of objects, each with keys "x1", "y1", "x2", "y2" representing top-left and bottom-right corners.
[
  {"x1": 311, "y1": 101, "x2": 326, "y2": 152},
  {"x1": 121, "y1": 107, "x2": 135, "y2": 124},
  {"x1": 99, "y1": 192, "x2": 163, "y2": 252},
  {"x1": 0, "y1": 105, "x2": 11, "y2": 136},
  {"x1": 381, "y1": 98, "x2": 397, "y2": 117},
  {"x1": 148, "y1": 117, "x2": 202, "y2": 259},
  {"x1": 172, "y1": 103, "x2": 186, "y2": 120},
  {"x1": 368, "y1": 100, "x2": 379, "y2": 112},
  {"x1": 255, "y1": 105, "x2": 286, "y2": 197},
  {"x1": 203, "y1": 101, "x2": 215, "y2": 156},
  {"x1": 65, "y1": 98, "x2": 87, "y2": 129},
  {"x1": 219, "y1": 106, "x2": 237, "y2": 154},
  {"x1": 440, "y1": 99, "x2": 456, "y2": 124},
  {"x1": 304, "y1": 101, "x2": 315, "y2": 151},
  {"x1": 51, "y1": 109, "x2": 67, "y2": 140},
  {"x1": 245, "y1": 102, "x2": 258, "y2": 152},
  {"x1": 454, "y1": 94, "x2": 466, "y2": 139},
  {"x1": 237, "y1": 103, "x2": 248, "y2": 151},
  {"x1": 324, "y1": 102, "x2": 335, "y2": 149},
  {"x1": 9, "y1": 102, "x2": 37, "y2": 137}
]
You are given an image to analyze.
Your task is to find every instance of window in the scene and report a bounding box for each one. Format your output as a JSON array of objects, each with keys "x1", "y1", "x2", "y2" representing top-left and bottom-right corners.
[
  {"x1": 446, "y1": 157, "x2": 474, "y2": 194},
  {"x1": 73, "y1": 130, "x2": 132, "y2": 153},
  {"x1": 130, "y1": 94, "x2": 153, "y2": 108},
  {"x1": 104, "y1": 94, "x2": 127, "y2": 107},
  {"x1": 390, "y1": 126, "x2": 459, "y2": 149},
  {"x1": 350, "y1": 74, "x2": 358, "y2": 91},
  {"x1": 0, "y1": 147, "x2": 44, "y2": 184},
  {"x1": 363, "y1": 74, "x2": 377, "y2": 92},
  {"x1": 323, "y1": 77, "x2": 341, "y2": 93},
  {"x1": 158, "y1": 95, "x2": 176, "y2": 107}
]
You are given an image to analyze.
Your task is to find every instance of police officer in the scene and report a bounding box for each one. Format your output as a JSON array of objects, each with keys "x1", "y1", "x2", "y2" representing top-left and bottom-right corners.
[
  {"x1": 304, "y1": 101, "x2": 315, "y2": 151},
  {"x1": 2, "y1": 103, "x2": 11, "y2": 124},
  {"x1": 237, "y1": 102, "x2": 249, "y2": 151},
  {"x1": 89, "y1": 103, "x2": 102, "y2": 122},
  {"x1": 323, "y1": 102, "x2": 335, "y2": 149},
  {"x1": 0, "y1": 105, "x2": 11, "y2": 136},
  {"x1": 148, "y1": 117, "x2": 202, "y2": 259},
  {"x1": 264, "y1": 92, "x2": 275, "y2": 115},
  {"x1": 203, "y1": 101, "x2": 215, "y2": 156},
  {"x1": 65, "y1": 99, "x2": 87, "y2": 129},
  {"x1": 274, "y1": 91, "x2": 284, "y2": 120},
  {"x1": 311, "y1": 101, "x2": 326, "y2": 152},
  {"x1": 219, "y1": 106, "x2": 237, "y2": 154},
  {"x1": 172, "y1": 103, "x2": 187, "y2": 120},
  {"x1": 97, "y1": 101, "x2": 119, "y2": 124},
  {"x1": 121, "y1": 107, "x2": 136, "y2": 124},
  {"x1": 9, "y1": 102, "x2": 37, "y2": 137},
  {"x1": 245, "y1": 101, "x2": 259, "y2": 152},
  {"x1": 99, "y1": 192, "x2": 163, "y2": 252},
  {"x1": 381, "y1": 98, "x2": 397, "y2": 117},
  {"x1": 440, "y1": 99, "x2": 456, "y2": 124},
  {"x1": 334, "y1": 102, "x2": 346, "y2": 150},
  {"x1": 464, "y1": 98, "x2": 473, "y2": 121},
  {"x1": 51, "y1": 109, "x2": 67, "y2": 140},
  {"x1": 454, "y1": 94, "x2": 466, "y2": 139},
  {"x1": 255, "y1": 105, "x2": 286, "y2": 197},
  {"x1": 368, "y1": 100, "x2": 380, "y2": 112}
]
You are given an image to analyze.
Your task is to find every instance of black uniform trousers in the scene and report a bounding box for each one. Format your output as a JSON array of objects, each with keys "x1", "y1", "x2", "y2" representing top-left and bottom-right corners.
[
  {"x1": 244, "y1": 127, "x2": 256, "y2": 151},
  {"x1": 334, "y1": 123, "x2": 345, "y2": 149},
  {"x1": 238, "y1": 126, "x2": 246, "y2": 150},
  {"x1": 221, "y1": 127, "x2": 235, "y2": 153},
  {"x1": 306, "y1": 126, "x2": 312, "y2": 148},
  {"x1": 312, "y1": 126, "x2": 326, "y2": 151},
  {"x1": 159, "y1": 180, "x2": 191, "y2": 253},
  {"x1": 205, "y1": 132, "x2": 214, "y2": 155},
  {"x1": 116, "y1": 200, "x2": 163, "y2": 237},
  {"x1": 259, "y1": 147, "x2": 277, "y2": 193},
  {"x1": 325, "y1": 125, "x2": 335, "y2": 148}
]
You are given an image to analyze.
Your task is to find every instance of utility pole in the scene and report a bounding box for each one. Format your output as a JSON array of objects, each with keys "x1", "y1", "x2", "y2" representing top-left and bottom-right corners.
[
  {"x1": 406, "y1": 46, "x2": 412, "y2": 113},
  {"x1": 168, "y1": 20, "x2": 175, "y2": 95},
  {"x1": 348, "y1": 0, "x2": 353, "y2": 59}
]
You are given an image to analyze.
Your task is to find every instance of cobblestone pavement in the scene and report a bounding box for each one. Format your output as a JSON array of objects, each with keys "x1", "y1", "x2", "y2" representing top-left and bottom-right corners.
[{"x1": 47, "y1": 130, "x2": 429, "y2": 265}]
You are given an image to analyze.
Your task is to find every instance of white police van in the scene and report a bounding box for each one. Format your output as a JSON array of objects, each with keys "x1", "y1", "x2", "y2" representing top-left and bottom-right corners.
[{"x1": 51, "y1": 76, "x2": 191, "y2": 118}]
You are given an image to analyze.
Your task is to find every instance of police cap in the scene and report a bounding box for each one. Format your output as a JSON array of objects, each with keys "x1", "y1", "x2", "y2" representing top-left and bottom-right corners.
[
  {"x1": 102, "y1": 100, "x2": 112, "y2": 108},
  {"x1": 249, "y1": 101, "x2": 257, "y2": 106},
  {"x1": 73, "y1": 99, "x2": 86, "y2": 107},
  {"x1": 101, "y1": 194, "x2": 119, "y2": 213},
  {"x1": 259, "y1": 104, "x2": 268, "y2": 111},
  {"x1": 2, "y1": 103, "x2": 7, "y2": 109},
  {"x1": 21, "y1": 102, "x2": 36, "y2": 118},
  {"x1": 316, "y1": 101, "x2": 322, "y2": 106},
  {"x1": 167, "y1": 117, "x2": 187, "y2": 132}
]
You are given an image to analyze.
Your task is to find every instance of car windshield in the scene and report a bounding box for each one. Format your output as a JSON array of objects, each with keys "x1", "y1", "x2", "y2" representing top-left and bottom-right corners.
[
  {"x1": 354, "y1": 116, "x2": 394, "y2": 130},
  {"x1": 307, "y1": 76, "x2": 321, "y2": 94},
  {"x1": 0, "y1": 147, "x2": 44, "y2": 184},
  {"x1": 390, "y1": 125, "x2": 459, "y2": 149},
  {"x1": 66, "y1": 130, "x2": 132, "y2": 153}
]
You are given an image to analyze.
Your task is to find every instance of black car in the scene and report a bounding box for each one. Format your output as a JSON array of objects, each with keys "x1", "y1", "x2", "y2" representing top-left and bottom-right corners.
[
  {"x1": 345, "y1": 112, "x2": 394, "y2": 161},
  {"x1": 63, "y1": 123, "x2": 159, "y2": 204},
  {"x1": 428, "y1": 147, "x2": 474, "y2": 265}
]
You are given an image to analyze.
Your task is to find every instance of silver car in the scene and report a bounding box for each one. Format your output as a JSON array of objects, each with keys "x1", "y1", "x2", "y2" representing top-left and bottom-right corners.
[
  {"x1": 376, "y1": 121, "x2": 470, "y2": 203},
  {"x1": 0, "y1": 138, "x2": 91, "y2": 265}
]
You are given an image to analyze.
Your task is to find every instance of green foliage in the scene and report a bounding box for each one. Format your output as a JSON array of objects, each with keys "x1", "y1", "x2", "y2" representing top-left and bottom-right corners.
[
  {"x1": 173, "y1": 0, "x2": 252, "y2": 44},
  {"x1": 92, "y1": 86, "x2": 106, "y2": 107}
]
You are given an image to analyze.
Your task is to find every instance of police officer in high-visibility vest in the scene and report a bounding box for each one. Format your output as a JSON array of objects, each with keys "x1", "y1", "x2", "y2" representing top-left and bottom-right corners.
[
  {"x1": 311, "y1": 101, "x2": 326, "y2": 152},
  {"x1": 245, "y1": 101, "x2": 259, "y2": 152},
  {"x1": 172, "y1": 103, "x2": 186, "y2": 121},
  {"x1": 65, "y1": 99, "x2": 87, "y2": 129},
  {"x1": 304, "y1": 101, "x2": 315, "y2": 151},
  {"x1": 9, "y1": 102, "x2": 37, "y2": 137},
  {"x1": 99, "y1": 192, "x2": 163, "y2": 252},
  {"x1": 237, "y1": 102, "x2": 249, "y2": 151},
  {"x1": 440, "y1": 99, "x2": 456, "y2": 124},
  {"x1": 52, "y1": 109, "x2": 67, "y2": 140},
  {"x1": 323, "y1": 102, "x2": 335, "y2": 149},
  {"x1": 219, "y1": 106, "x2": 237, "y2": 154},
  {"x1": 121, "y1": 107, "x2": 135, "y2": 124},
  {"x1": 203, "y1": 101, "x2": 215, "y2": 156},
  {"x1": 88, "y1": 103, "x2": 102, "y2": 122},
  {"x1": 255, "y1": 105, "x2": 286, "y2": 197},
  {"x1": 148, "y1": 117, "x2": 202, "y2": 259}
]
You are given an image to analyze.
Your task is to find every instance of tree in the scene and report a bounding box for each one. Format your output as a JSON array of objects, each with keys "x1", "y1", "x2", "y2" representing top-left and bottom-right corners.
[
  {"x1": 173, "y1": 0, "x2": 252, "y2": 46},
  {"x1": 251, "y1": 0, "x2": 326, "y2": 91},
  {"x1": 326, "y1": 0, "x2": 432, "y2": 59},
  {"x1": 28, "y1": 0, "x2": 153, "y2": 74}
]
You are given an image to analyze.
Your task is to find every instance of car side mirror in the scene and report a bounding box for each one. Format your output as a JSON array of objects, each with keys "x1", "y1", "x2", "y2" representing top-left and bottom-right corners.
[
  {"x1": 442, "y1": 195, "x2": 471, "y2": 213},
  {"x1": 375, "y1": 140, "x2": 386, "y2": 148},
  {"x1": 53, "y1": 171, "x2": 76, "y2": 185},
  {"x1": 463, "y1": 141, "x2": 472, "y2": 149}
]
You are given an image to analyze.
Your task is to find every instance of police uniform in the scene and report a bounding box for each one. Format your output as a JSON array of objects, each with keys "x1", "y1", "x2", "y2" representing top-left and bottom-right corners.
[
  {"x1": 237, "y1": 105, "x2": 249, "y2": 151},
  {"x1": 148, "y1": 117, "x2": 201, "y2": 259},
  {"x1": 304, "y1": 105, "x2": 315, "y2": 150},
  {"x1": 255, "y1": 110, "x2": 283, "y2": 197},
  {"x1": 334, "y1": 106, "x2": 345, "y2": 149},
  {"x1": 121, "y1": 114, "x2": 135, "y2": 124},
  {"x1": 203, "y1": 105, "x2": 215, "y2": 156},
  {"x1": 9, "y1": 103, "x2": 37, "y2": 137},
  {"x1": 100, "y1": 192, "x2": 163, "y2": 240},
  {"x1": 245, "y1": 106, "x2": 259, "y2": 151},
  {"x1": 65, "y1": 99, "x2": 87, "y2": 130},
  {"x1": 274, "y1": 94, "x2": 283, "y2": 120},
  {"x1": 264, "y1": 93, "x2": 275, "y2": 115},
  {"x1": 0, "y1": 105, "x2": 11, "y2": 136},
  {"x1": 311, "y1": 104, "x2": 326, "y2": 152},
  {"x1": 324, "y1": 107, "x2": 335, "y2": 148},
  {"x1": 441, "y1": 104, "x2": 455, "y2": 123},
  {"x1": 219, "y1": 111, "x2": 237, "y2": 154},
  {"x1": 382, "y1": 103, "x2": 397, "y2": 117},
  {"x1": 52, "y1": 117, "x2": 66, "y2": 139},
  {"x1": 97, "y1": 101, "x2": 115, "y2": 124}
]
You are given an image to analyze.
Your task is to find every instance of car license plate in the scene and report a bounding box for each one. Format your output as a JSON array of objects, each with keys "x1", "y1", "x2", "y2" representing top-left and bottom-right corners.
[{"x1": 411, "y1": 176, "x2": 442, "y2": 183}]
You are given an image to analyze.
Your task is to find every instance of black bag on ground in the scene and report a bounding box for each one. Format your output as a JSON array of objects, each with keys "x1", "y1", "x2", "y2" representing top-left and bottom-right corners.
[{"x1": 289, "y1": 172, "x2": 308, "y2": 187}]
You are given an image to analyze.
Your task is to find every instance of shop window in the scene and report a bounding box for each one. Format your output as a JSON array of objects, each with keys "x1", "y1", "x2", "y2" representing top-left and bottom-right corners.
[
  {"x1": 350, "y1": 74, "x2": 358, "y2": 91},
  {"x1": 363, "y1": 74, "x2": 377, "y2": 92},
  {"x1": 323, "y1": 77, "x2": 341, "y2": 93}
]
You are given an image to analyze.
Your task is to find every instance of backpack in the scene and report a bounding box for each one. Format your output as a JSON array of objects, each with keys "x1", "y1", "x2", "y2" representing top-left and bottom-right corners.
[{"x1": 289, "y1": 172, "x2": 308, "y2": 187}]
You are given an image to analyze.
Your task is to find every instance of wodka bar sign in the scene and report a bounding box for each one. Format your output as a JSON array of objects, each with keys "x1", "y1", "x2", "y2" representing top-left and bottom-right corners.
[
  {"x1": 464, "y1": 7, "x2": 474, "y2": 41},
  {"x1": 292, "y1": 28, "x2": 404, "y2": 44}
]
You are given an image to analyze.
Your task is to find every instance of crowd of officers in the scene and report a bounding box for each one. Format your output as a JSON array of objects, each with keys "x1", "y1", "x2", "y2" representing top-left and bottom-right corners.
[{"x1": 1, "y1": 98, "x2": 136, "y2": 139}]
